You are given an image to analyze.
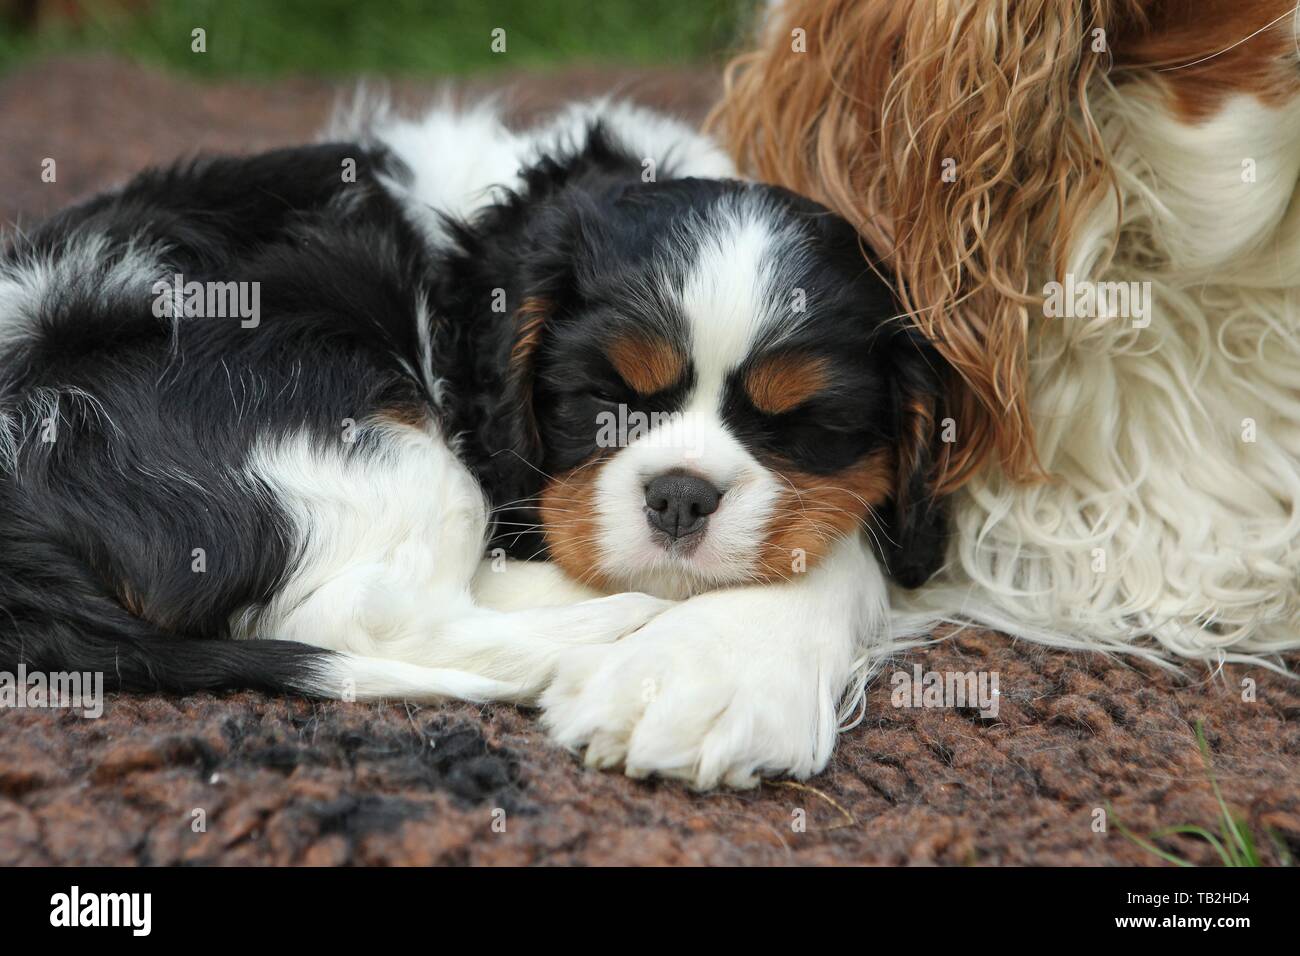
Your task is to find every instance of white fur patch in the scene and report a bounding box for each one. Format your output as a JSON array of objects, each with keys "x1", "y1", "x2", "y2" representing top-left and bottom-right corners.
[
  {"x1": 542, "y1": 534, "x2": 893, "y2": 788},
  {"x1": 238, "y1": 418, "x2": 671, "y2": 700},
  {"x1": 235, "y1": 418, "x2": 490, "y2": 652},
  {"x1": 525, "y1": 98, "x2": 736, "y2": 180},
  {"x1": 347, "y1": 96, "x2": 736, "y2": 249},
  {"x1": 592, "y1": 411, "x2": 783, "y2": 597},
  {"x1": 677, "y1": 192, "x2": 810, "y2": 382}
]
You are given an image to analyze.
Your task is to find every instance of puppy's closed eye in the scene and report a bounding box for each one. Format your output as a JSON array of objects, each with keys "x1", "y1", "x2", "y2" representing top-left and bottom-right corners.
[
  {"x1": 744, "y1": 353, "x2": 830, "y2": 415},
  {"x1": 605, "y1": 334, "x2": 686, "y2": 396}
]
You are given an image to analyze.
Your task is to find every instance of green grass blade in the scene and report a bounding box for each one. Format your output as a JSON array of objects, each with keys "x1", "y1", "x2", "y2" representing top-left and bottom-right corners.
[
  {"x1": 1195, "y1": 721, "x2": 1256, "y2": 865},
  {"x1": 1150, "y1": 825, "x2": 1233, "y2": 866},
  {"x1": 1109, "y1": 804, "x2": 1195, "y2": 867}
]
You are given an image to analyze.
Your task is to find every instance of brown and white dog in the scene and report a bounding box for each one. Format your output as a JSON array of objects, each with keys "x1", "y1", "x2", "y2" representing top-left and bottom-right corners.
[{"x1": 712, "y1": 0, "x2": 1300, "y2": 666}]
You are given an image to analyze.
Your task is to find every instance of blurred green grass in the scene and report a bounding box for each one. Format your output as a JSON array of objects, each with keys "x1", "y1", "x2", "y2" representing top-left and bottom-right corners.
[{"x1": 0, "y1": 0, "x2": 757, "y2": 77}]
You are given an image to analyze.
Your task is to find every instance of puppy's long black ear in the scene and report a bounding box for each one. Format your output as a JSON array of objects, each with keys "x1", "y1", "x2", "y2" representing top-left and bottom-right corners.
[
  {"x1": 503, "y1": 293, "x2": 558, "y2": 463},
  {"x1": 883, "y1": 324, "x2": 951, "y2": 588},
  {"x1": 495, "y1": 198, "x2": 595, "y2": 463},
  {"x1": 474, "y1": 199, "x2": 593, "y2": 560}
]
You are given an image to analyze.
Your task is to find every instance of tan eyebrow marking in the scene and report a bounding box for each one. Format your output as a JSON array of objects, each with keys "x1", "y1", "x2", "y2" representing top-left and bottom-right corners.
[
  {"x1": 605, "y1": 334, "x2": 686, "y2": 395},
  {"x1": 745, "y1": 353, "x2": 831, "y2": 415}
]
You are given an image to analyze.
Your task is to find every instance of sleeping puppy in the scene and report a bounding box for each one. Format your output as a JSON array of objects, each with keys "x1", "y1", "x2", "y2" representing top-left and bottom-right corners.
[{"x1": 0, "y1": 101, "x2": 949, "y2": 788}]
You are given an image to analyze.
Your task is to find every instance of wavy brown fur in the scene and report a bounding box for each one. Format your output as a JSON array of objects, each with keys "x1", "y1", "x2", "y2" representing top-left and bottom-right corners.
[{"x1": 710, "y1": 0, "x2": 1150, "y2": 490}]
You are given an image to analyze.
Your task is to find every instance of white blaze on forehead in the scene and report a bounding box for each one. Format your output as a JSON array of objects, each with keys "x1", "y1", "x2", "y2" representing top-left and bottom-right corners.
[{"x1": 670, "y1": 195, "x2": 808, "y2": 414}]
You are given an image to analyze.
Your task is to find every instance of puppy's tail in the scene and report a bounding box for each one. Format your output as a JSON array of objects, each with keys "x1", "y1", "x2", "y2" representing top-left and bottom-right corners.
[
  {"x1": 297, "y1": 649, "x2": 520, "y2": 702},
  {"x1": 1, "y1": 619, "x2": 518, "y2": 703}
]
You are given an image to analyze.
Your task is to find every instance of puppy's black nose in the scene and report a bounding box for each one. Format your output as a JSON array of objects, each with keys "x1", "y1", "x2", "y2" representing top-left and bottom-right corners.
[{"x1": 645, "y1": 472, "x2": 721, "y2": 539}]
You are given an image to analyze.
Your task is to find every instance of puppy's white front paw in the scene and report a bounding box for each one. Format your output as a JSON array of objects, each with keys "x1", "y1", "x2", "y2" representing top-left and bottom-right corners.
[{"x1": 540, "y1": 597, "x2": 845, "y2": 789}]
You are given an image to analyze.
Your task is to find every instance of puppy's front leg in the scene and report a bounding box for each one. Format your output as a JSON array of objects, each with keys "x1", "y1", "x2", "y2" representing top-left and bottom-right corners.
[
  {"x1": 471, "y1": 557, "x2": 609, "y2": 611},
  {"x1": 540, "y1": 534, "x2": 888, "y2": 789}
]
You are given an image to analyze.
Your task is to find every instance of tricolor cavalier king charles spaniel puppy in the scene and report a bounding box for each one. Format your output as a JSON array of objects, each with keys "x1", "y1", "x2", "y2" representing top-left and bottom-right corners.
[{"x1": 0, "y1": 102, "x2": 949, "y2": 788}]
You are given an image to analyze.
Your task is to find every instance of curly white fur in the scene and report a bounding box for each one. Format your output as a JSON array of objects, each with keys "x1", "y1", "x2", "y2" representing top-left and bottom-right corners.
[{"x1": 902, "y1": 83, "x2": 1300, "y2": 673}]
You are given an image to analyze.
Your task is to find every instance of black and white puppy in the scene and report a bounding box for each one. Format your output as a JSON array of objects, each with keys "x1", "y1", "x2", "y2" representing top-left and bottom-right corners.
[{"x1": 0, "y1": 101, "x2": 948, "y2": 787}]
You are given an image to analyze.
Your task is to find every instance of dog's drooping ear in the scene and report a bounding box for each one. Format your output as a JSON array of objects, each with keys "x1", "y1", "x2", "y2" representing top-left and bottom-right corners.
[
  {"x1": 505, "y1": 293, "x2": 556, "y2": 461},
  {"x1": 466, "y1": 193, "x2": 596, "y2": 559},
  {"x1": 496, "y1": 196, "x2": 601, "y2": 462},
  {"x1": 884, "y1": 325, "x2": 951, "y2": 588}
]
